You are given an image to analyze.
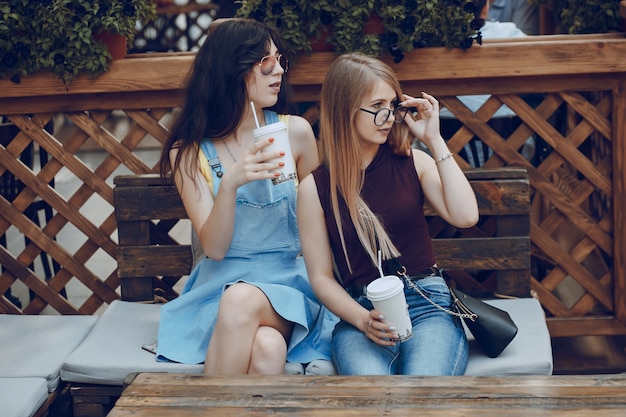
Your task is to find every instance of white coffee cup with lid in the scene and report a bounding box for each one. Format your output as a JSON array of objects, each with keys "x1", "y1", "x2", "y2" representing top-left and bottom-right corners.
[
  {"x1": 252, "y1": 121, "x2": 296, "y2": 185},
  {"x1": 366, "y1": 275, "x2": 413, "y2": 342}
]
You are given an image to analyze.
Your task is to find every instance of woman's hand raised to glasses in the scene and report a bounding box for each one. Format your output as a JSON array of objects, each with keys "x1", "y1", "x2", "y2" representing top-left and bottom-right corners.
[{"x1": 400, "y1": 92, "x2": 442, "y2": 148}]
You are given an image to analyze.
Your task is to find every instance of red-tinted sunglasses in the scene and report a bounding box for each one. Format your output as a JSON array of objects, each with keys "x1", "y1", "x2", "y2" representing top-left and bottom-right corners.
[{"x1": 259, "y1": 53, "x2": 289, "y2": 75}]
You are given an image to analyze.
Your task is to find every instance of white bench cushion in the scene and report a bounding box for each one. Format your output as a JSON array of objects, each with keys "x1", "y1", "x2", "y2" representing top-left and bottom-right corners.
[
  {"x1": 0, "y1": 315, "x2": 99, "y2": 392},
  {"x1": 61, "y1": 300, "x2": 328, "y2": 386},
  {"x1": 0, "y1": 377, "x2": 48, "y2": 417},
  {"x1": 61, "y1": 300, "x2": 204, "y2": 385},
  {"x1": 465, "y1": 297, "x2": 553, "y2": 375},
  {"x1": 296, "y1": 298, "x2": 552, "y2": 376},
  {"x1": 61, "y1": 297, "x2": 551, "y2": 385}
]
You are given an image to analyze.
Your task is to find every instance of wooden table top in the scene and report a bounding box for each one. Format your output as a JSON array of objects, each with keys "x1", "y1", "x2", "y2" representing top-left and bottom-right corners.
[{"x1": 108, "y1": 372, "x2": 626, "y2": 416}]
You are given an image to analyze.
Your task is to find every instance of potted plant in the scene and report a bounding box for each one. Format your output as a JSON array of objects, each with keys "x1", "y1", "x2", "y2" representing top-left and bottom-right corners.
[
  {"x1": 235, "y1": 0, "x2": 486, "y2": 62},
  {"x1": 0, "y1": 0, "x2": 156, "y2": 85}
]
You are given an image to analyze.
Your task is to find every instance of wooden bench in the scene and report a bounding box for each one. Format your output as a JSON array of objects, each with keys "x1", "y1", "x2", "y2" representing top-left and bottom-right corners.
[
  {"x1": 109, "y1": 372, "x2": 626, "y2": 416},
  {"x1": 114, "y1": 167, "x2": 534, "y2": 302},
  {"x1": 62, "y1": 167, "x2": 552, "y2": 417}
]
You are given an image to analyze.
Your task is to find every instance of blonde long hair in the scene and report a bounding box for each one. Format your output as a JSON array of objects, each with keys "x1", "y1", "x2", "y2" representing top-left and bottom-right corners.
[{"x1": 319, "y1": 53, "x2": 413, "y2": 271}]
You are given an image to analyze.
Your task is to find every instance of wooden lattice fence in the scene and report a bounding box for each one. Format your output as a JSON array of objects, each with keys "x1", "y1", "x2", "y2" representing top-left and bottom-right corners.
[{"x1": 0, "y1": 34, "x2": 625, "y2": 343}]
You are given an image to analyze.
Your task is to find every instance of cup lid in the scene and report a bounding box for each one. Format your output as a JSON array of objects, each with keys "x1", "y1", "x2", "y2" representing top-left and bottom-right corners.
[
  {"x1": 252, "y1": 121, "x2": 287, "y2": 136},
  {"x1": 366, "y1": 276, "x2": 404, "y2": 301}
]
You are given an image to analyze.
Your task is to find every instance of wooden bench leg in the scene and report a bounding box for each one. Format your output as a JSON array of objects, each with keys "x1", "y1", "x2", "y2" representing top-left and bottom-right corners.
[
  {"x1": 69, "y1": 384, "x2": 124, "y2": 417},
  {"x1": 33, "y1": 382, "x2": 73, "y2": 417}
]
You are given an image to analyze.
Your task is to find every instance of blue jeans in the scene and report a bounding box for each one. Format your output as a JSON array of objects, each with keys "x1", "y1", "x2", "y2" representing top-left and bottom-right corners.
[{"x1": 332, "y1": 275, "x2": 468, "y2": 375}]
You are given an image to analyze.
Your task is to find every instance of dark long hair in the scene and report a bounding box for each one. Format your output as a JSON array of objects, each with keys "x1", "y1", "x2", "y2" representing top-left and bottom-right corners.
[{"x1": 159, "y1": 18, "x2": 293, "y2": 180}]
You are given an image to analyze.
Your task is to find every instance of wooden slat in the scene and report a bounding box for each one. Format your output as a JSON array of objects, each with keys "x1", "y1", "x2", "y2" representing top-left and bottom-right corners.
[
  {"x1": 6, "y1": 69, "x2": 596, "y2": 115},
  {"x1": 124, "y1": 171, "x2": 531, "y2": 219},
  {"x1": 532, "y1": 223, "x2": 613, "y2": 310},
  {"x1": 547, "y1": 316, "x2": 626, "y2": 338},
  {"x1": 11, "y1": 114, "x2": 116, "y2": 203},
  {"x1": 425, "y1": 180, "x2": 529, "y2": 216},
  {"x1": 433, "y1": 237, "x2": 530, "y2": 270},
  {"x1": 110, "y1": 409, "x2": 626, "y2": 417},
  {"x1": 530, "y1": 167, "x2": 612, "y2": 257},
  {"x1": 428, "y1": 168, "x2": 530, "y2": 216},
  {"x1": 126, "y1": 109, "x2": 172, "y2": 144},
  {"x1": 297, "y1": 35, "x2": 626, "y2": 86},
  {"x1": 107, "y1": 373, "x2": 626, "y2": 416},
  {"x1": 462, "y1": 167, "x2": 528, "y2": 180},
  {"x1": 114, "y1": 174, "x2": 166, "y2": 187},
  {"x1": 114, "y1": 185, "x2": 188, "y2": 221},
  {"x1": 0, "y1": 244, "x2": 79, "y2": 315},
  {"x1": 70, "y1": 384, "x2": 125, "y2": 417},
  {"x1": 2, "y1": 35, "x2": 626, "y2": 101},
  {"x1": 0, "y1": 54, "x2": 195, "y2": 100},
  {"x1": 117, "y1": 246, "x2": 192, "y2": 278},
  {"x1": 68, "y1": 113, "x2": 153, "y2": 174},
  {"x1": 613, "y1": 80, "x2": 626, "y2": 324}
]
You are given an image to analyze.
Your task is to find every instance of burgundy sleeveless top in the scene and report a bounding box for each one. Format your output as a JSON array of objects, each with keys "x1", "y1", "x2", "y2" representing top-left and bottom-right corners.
[{"x1": 312, "y1": 144, "x2": 436, "y2": 290}]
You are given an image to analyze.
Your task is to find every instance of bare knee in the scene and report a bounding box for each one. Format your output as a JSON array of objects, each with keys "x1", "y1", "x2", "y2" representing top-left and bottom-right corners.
[
  {"x1": 217, "y1": 283, "x2": 266, "y2": 329},
  {"x1": 248, "y1": 326, "x2": 287, "y2": 375}
]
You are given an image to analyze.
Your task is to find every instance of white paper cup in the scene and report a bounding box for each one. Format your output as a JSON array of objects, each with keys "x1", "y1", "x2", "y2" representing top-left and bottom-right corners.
[
  {"x1": 253, "y1": 121, "x2": 297, "y2": 185},
  {"x1": 366, "y1": 276, "x2": 412, "y2": 342}
]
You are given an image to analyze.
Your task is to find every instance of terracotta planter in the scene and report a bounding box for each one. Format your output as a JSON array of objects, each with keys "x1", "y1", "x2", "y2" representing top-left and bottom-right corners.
[
  {"x1": 94, "y1": 32, "x2": 128, "y2": 60},
  {"x1": 310, "y1": 25, "x2": 334, "y2": 53},
  {"x1": 364, "y1": 14, "x2": 384, "y2": 35}
]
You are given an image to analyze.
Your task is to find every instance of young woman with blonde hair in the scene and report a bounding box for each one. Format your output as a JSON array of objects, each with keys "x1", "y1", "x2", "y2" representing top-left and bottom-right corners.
[{"x1": 298, "y1": 53, "x2": 479, "y2": 375}]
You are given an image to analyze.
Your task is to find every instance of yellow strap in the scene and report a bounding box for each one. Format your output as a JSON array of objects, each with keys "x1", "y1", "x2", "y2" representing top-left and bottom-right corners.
[{"x1": 198, "y1": 147, "x2": 214, "y2": 194}]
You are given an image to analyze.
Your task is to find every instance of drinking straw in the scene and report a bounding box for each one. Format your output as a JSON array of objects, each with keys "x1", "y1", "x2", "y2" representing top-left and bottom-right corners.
[
  {"x1": 250, "y1": 101, "x2": 260, "y2": 128},
  {"x1": 377, "y1": 250, "x2": 384, "y2": 277}
]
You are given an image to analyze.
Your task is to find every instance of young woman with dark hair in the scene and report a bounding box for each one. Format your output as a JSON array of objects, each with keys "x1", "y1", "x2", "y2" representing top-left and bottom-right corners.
[{"x1": 156, "y1": 19, "x2": 335, "y2": 375}]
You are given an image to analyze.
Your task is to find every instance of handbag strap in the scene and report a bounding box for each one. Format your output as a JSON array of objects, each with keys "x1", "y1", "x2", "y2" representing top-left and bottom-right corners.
[{"x1": 395, "y1": 265, "x2": 477, "y2": 321}]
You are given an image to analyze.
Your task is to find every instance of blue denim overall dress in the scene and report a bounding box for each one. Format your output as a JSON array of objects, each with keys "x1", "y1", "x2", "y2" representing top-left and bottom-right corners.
[{"x1": 156, "y1": 111, "x2": 335, "y2": 365}]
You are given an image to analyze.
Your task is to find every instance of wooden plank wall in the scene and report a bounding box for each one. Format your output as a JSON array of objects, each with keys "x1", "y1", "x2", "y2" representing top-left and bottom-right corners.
[{"x1": 0, "y1": 34, "x2": 625, "y2": 349}]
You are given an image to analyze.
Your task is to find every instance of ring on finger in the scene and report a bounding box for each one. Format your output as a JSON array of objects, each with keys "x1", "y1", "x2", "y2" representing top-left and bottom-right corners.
[{"x1": 368, "y1": 319, "x2": 373, "y2": 327}]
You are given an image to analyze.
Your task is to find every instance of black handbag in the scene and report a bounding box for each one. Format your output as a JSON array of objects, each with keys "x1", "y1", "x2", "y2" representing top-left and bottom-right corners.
[
  {"x1": 395, "y1": 265, "x2": 518, "y2": 358},
  {"x1": 449, "y1": 288, "x2": 518, "y2": 358}
]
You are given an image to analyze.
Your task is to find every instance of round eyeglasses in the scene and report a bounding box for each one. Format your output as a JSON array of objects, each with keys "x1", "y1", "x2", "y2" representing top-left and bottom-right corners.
[
  {"x1": 359, "y1": 106, "x2": 409, "y2": 126},
  {"x1": 259, "y1": 53, "x2": 289, "y2": 75}
]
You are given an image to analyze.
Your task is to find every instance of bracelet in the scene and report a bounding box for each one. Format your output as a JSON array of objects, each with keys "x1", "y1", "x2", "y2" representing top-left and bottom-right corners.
[{"x1": 435, "y1": 152, "x2": 454, "y2": 164}]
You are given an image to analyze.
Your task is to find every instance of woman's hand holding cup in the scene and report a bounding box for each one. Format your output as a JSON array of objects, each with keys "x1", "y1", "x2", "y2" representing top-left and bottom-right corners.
[{"x1": 366, "y1": 311, "x2": 400, "y2": 346}]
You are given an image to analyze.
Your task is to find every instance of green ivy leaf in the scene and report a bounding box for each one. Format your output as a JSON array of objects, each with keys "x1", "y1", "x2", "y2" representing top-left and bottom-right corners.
[{"x1": 0, "y1": 0, "x2": 156, "y2": 84}]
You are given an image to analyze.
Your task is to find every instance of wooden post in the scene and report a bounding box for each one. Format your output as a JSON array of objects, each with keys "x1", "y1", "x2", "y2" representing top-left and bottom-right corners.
[{"x1": 614, "y1": 80, "x2": 626, "y2": 324}]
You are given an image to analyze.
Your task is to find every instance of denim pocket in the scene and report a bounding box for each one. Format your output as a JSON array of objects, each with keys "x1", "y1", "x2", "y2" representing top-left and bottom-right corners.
[
  {"x1": 411, "y1": 276, "x2": 451, "y2": 303},
  {"x1": 230, "y1": 195, "x2": 292, "y2": 251}
]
